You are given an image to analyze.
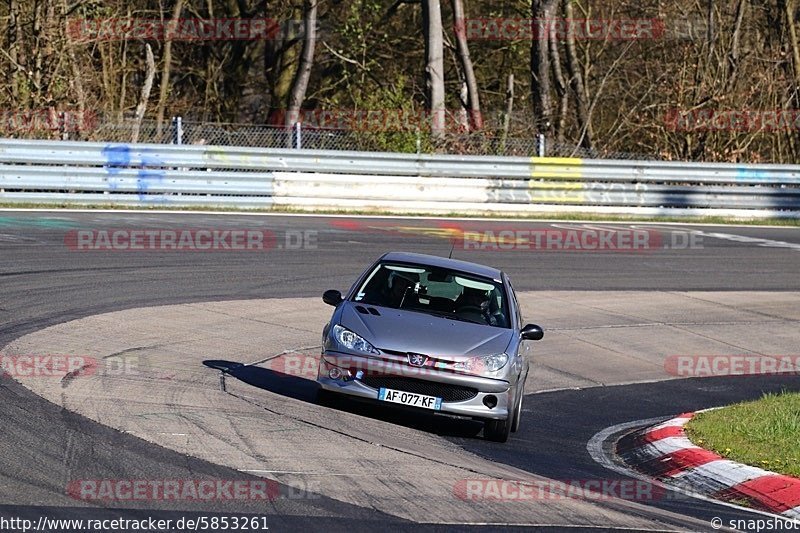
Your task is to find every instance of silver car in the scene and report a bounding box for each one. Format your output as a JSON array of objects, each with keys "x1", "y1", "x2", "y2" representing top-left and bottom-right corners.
[{"x1": 317, "y1": 252, "x2": 543, "y2": 442}]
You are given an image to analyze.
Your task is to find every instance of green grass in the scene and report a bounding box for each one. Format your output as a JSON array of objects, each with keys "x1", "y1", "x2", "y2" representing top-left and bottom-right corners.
[
  {"x1": 0, "y1": 202, "x2": 798, "y2": 226},
  {"x1": 685, "y1": 391, "x2": 800, "y2": 477}
]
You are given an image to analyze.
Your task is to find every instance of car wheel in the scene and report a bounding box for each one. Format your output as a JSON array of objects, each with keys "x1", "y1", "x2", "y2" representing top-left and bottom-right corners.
[
  {"x1": 511, "y1": 382, "x2": 524, "y2": 433},
  {"x1": 316, "y1": 387, "x2": 338, "y2": 407},
  {"x1": 484, "y1": 415, "x2": 512, "y2": 442}
]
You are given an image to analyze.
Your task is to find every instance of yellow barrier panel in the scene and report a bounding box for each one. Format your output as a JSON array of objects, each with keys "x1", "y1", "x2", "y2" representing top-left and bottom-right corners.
[{"x1": 529, "y1": 157, "x2": 582, "y2": 180}]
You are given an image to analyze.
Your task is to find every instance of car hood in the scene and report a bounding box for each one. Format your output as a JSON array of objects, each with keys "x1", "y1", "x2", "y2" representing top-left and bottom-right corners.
[{"x1": 338, "y1": 303, "x2": 513, "y2": 359}]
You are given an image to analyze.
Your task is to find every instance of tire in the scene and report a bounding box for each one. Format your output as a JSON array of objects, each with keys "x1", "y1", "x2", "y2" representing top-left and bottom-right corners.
[
  {"x1": 484, "y1": 416, "x2": 512, "y2": 442},
  {"x1": 316, "y1": 387, "x2": 338, "y2": 407},
  {"x1": 511, "y1": 382, "x2": 524, "y2": 433}
]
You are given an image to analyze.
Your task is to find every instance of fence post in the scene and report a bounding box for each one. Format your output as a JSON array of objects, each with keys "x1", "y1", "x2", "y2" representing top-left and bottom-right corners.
[
  {"x1": 537, "y1": 133, "x2": 546, "y2": 157},
  {"x1": 59, "y1": 111, "x2": 68, "y2": 140},
  {"x1": 172, "y1": 116, "x2": 183, "y2": 145},
  {"x1": 294, "y1": 121, "x2": 302, "y2": 149}
]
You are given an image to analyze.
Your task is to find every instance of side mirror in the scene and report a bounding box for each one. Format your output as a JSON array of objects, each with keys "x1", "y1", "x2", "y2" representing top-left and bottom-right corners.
[
  {"x1": 521, "y1": 323, "x2": 544, "y2": 341},
  {"x1": 323, "y1": 289, "x2": 343, "y2": 307}
]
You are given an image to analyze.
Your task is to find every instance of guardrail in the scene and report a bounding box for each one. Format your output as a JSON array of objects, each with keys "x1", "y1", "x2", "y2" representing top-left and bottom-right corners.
[{"x1": 1, "y1": 138, "x2": 798, "y2": 218}]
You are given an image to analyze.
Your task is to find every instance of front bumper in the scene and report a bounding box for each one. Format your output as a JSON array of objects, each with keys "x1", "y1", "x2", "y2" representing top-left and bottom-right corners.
[{"x1": 317, "y1": 351, "x2": 512, "y2": 420}]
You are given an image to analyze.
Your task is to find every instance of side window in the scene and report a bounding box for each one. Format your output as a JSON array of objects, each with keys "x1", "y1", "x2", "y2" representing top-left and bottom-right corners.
[{"x1": 507, "y1": 278, "x2": 522, "y2": 329}]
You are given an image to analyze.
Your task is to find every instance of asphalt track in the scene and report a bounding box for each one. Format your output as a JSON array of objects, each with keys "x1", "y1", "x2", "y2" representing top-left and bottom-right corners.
[{"x1": 1, "y1": 211, "x2": 799, "y2": 532}]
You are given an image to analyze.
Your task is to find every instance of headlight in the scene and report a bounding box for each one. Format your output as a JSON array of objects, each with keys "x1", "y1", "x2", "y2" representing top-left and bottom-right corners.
[
  {"x1": 332, "y1": 324, "x2": 379, "y2": 354},
  {"x1": 454, "y1": 353, "x2": 508, "y2": 373}
]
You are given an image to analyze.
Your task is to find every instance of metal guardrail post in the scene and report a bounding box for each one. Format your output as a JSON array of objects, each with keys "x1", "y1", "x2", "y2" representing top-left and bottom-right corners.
[
  {"x1": 172, "y1": 116, "x2": 183, "y2": 145},
  {"x1": 294, "y1": 122, "x2": 302, "y2": 150}
]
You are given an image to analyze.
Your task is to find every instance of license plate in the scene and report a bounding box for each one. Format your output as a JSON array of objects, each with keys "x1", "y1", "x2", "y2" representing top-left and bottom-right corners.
[{"x1": 378, "y1": 388, "x2": 442, "y2": 410}]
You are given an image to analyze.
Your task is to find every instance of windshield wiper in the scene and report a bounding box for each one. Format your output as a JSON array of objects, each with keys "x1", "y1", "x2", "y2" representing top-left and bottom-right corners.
[{"x1": 424, "y1": 310, "x2": 485, "y2": 325}]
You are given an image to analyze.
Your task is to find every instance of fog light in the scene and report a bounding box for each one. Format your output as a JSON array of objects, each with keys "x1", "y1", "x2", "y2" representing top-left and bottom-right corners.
[
  {"x1": 329, "y1": 367, "x2": 343, "y2": 380},
  {"x1": 483, "y1": 395, "x2": 498, "y2": 409}
]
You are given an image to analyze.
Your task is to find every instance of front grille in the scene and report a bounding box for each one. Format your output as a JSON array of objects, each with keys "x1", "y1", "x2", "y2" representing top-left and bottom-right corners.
[{"x1": 359, "y1": 376, "x2": 478, "y2": 403}]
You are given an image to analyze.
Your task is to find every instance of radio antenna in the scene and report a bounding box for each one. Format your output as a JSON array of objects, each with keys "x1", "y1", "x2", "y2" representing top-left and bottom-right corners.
[{"x1": 448, "y1": 239, "x2": 456, "y2": 259}]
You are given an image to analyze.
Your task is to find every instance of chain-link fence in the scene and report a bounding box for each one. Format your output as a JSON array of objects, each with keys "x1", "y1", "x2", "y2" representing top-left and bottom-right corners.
[{"x1": 0, "y1": 113, "x2": 660, "y2": 160}]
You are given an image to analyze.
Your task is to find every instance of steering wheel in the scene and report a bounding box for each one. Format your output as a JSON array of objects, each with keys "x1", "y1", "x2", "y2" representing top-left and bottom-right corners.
[{"x1": 455, "y1": 305, "x2": 486, "y2": 323}]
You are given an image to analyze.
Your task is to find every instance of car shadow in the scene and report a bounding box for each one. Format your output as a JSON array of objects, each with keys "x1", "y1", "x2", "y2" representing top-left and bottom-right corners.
[{"x1": 202, "y1": 359, "x2": 483, "y2": 439}]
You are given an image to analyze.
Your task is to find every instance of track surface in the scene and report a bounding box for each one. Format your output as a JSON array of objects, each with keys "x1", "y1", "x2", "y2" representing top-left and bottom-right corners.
[{"x1": 1, "y1": 211, "x2": 799, "y2": 531}]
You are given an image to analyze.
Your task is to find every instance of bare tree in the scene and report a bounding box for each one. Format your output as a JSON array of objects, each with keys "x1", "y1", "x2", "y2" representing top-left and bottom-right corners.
[
  {"x1": 62, "y1": 0, "x2": 85, "y2": 133},
  {"x1": 564, "y1": 0, "x2": 592, "y2": 148},
  {"x1": 500, "y1": 73, "x2": 514, "y2": 152},
  {"x1": 451, "y1": 0, "x2": 482, "y2": 130},
  {"x1": 132, "y1": 44, "x2": 155, "y2": 144},
  {"x1": 286, "y1": 0, "x2": 319, "y2": 129},
  {"x1": 8, "y1": 0, "x2": 26, "y2": 102},
  {"x1": 530, "y1": 0, "x2": 560, "y2": 139},
  {"x1": 423, "y1": 0, "x2": 446, "y2": 138},
  {"x1": 156, "y1": 0, "x2": 185, "y2": 135}
]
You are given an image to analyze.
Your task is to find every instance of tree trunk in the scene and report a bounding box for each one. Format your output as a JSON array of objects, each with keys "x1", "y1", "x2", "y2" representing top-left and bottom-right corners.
[
  {"x1": 500, "y1": 73, "x2": 514, "y2": 153},
  {"x1": 549, "y1": 25, "x2": 568, "y2": 144},
  {"x1": 32, "y1": 0, "x2": 45, "y2": 101},
  {"x1": 286, "y1": 0, "x2": 318, "y2": 128},
  {"x1": 530, "y1": 0, "x2": 560, "y2": 138},
  {"x1": 564, "y1": 0, "x2": 592, "y2": 149},
  {"x1": 423, "y1": 0, "x2": 446, "y2": 139},
  {"x1": 62, "y1": 0, "x2": 86, "y2": 135},
  {"x1": 156, "y1": 0, "x2": 185, "y2": 136},
  {"x1": 451, "y1": 0, "x2": 482, "y2": 130},
  {"x1": 8, "y1": 0, "x2": 25, "y2": 102},
  {"x1": 132, "y1": 44, "x2": 156, "y2": 144}
]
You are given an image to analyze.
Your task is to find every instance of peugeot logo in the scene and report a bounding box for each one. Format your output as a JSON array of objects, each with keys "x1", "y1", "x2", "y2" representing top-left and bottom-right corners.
[{"x1": 407, "y1": 353, "x2": 428, "y2": 367}]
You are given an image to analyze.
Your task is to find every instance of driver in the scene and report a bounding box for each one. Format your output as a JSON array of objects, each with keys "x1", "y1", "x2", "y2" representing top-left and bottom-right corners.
[
  {"x1": 387, "y1": 272, "x2": 418, "y2": 308},
  {"x1": 457, "y1": 286, "x2": 489, "y2": 310}
]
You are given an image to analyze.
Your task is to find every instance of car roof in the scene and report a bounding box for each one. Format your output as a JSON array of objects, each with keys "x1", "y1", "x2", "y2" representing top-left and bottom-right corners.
[{"x1": 379, "y1": 251, "x2": 504, "y2": 281}]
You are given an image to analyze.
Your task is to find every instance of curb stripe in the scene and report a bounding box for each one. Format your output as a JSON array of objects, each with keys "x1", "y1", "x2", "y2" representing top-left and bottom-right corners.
[
  {"x1": 637, "y1": 425, "x2": 684, "y2": 443},
  {"x1": 731, "y1": 475, "x2": 800, "y2": 512},
  {"x1": 618, "y1": 411, "x2": 800, "y2": 518},
  {"x1": 658, "y1": 448, "x2": 722, "y2": 477},
  {"x1": 640, "y1": 436, "x2": 698, "y2": 457},
  {"x1": 651, "y1": 415, "x2": 693, "y2": 430},
  {"x1": 784, "y1": 505, "x2": 800, "y2": 519},
  {"x1": 672, "y1": 460, "x2": 776, "y2": 496}
]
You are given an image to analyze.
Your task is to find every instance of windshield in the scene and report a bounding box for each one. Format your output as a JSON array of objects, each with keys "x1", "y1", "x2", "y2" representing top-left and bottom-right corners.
[{"x1": 351, "y1": 262, "x2": 510, "y2": 328}]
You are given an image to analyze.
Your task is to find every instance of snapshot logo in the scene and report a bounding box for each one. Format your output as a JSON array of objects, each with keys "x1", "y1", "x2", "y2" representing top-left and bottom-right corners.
[
  {"x1": 0, "y1": 354, "x2": 141, "y2": 379},
  {"x1": 453, "y1": 479, "x2": 669, "y2": 502},
  {"x1": 66, "y1": 479, "x2": 318, "y2": 501},
  {"x1": 0, "y1": 109, "x2": 97, "y2": 133},
  {"x1": 274, "y1": 108, "x2": 482, "y2": 132},
  {"x1": 459, "y1": 18, "x2": 665, "y2": 41},
  {"x1": 63, "y1": 229, "x2": 317, "y2": 252},
  {"x1": 66, "y1": 18, "x2": 309, "y2": 42},
  {"x1": 665, "y1": 109, "x2": 800, "y2": 132},
  {"x1": 665, "y1": 355, "x2": 800, "y2": 377}
]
